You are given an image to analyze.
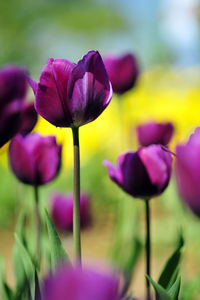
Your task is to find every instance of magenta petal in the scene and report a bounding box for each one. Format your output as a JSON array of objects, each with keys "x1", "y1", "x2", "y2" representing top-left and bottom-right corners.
[
  {"x1": 26, "y1": 76, "x2": 38, "y2": 95},
  {"x1": 35, "y1": 58, "x2": 75, "y2": 127},
  {"x1": 19, "y1": 102, "x2": 38, "y2": 135},
  {"x1": 9, "y1": 135, "x2": 35, "y2": 184},
  {"x1": 103, "y1": 159, "x2": 123, "y2": 186},
  {"x1": 68, "y1": 51, "x2": 112, "y2": 127}
]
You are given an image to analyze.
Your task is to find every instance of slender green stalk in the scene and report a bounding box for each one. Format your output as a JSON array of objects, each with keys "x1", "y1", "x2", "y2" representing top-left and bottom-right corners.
[
  {"x1": 72, "y1": 127, "x2": 81, "y2": 265},
  {"x1": 145, "y1": 199, "x2": 151, "y2": 300},
  {"x1": 34, "y1": 185, "x2": 41, "y2": 263}
]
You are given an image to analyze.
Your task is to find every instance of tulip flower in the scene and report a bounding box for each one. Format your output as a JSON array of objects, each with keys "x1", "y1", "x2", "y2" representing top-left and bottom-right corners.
[
  {"x1": 43, "y1": 264, "x2": 119, "y2": 300},
  {"x1": 175, "y1": 127, "x2": 200, "y2": 217},
  {"x1": 19, "y1": 102, "x2": 38, "y2": 135},
  {"x1": 9, "y1": 132, "x2": 62, "y2": 260},
  {"x1": 104, "y1": 53, "x2": 139, "y2": 94},
  {"x1": 0, "y1": 65, "x2": 27, "y2": 147},
  {"x1": 50, "y1": 192, "x2": 91, "y2": 232},
  {"x1": 104, "y1": 145, "x2": 172, "y2": 300},
  {"x1": 27, "y1": 50, "x2": 112, "y2": 128},
  {"x1": 28, "y1": 50, "x2": 112, "y2": 264},
  {"x1": 9, "y1": 133, "x2": 61, "y2": 186},
  {"x1": 136, "y1": 121, "x2": 174, "y2": 147}
]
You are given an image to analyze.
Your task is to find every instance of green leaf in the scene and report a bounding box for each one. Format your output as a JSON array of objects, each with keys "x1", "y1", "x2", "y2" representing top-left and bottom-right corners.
[
  {"x1": 158, "y1": 234, "x2": 184, "y2": 289},
  {"x1": 45, "y1": 209, "x2": 70, "y2": 271},
  {"x1": 0, "y1": 256, "x2": 15, "y2": 300},
  {"x1": 146, "y1": 275, "x2": 171, "y2": 300},
  {"x1": 15, "y1": 233, "x2": 36, "y2": 300},
  {"x1": 168, "y1": 277, "x2": 181, "y2": 300}
]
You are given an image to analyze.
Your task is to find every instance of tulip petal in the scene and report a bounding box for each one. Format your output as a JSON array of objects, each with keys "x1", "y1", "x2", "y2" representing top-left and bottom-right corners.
[
  {"x1": 35, "y1": 58, "x2": 75, "y2": 127},
  {"x1": 9, "y1": 135, "x2": 35, "y2": 184},
  {"x1": 19, "y1": 102, "x2": 38, "y2": 135},
  {"x1": 68, "y1": 51, "x2": 112, "y2": 127}
]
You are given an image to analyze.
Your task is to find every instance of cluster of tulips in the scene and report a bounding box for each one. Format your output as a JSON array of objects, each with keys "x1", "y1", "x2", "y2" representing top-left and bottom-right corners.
[{"x1": 0, "y1": 49, "x2": 199, "y2": 300}]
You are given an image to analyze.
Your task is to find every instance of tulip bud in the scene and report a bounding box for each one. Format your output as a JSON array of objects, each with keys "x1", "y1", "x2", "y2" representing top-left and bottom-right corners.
[
  {"x1": 50, "y1": 192, "x2": 91, "y2": 231},
  {"x1": 175, "y1": 127, "x2": 200, "y2": 216},
  {"x1": 0, "y1": 65, "x2": 27, "y2": 147},
  {"x1": 104, "y1": 145, "x2": 172, "y2": 199},
  {"x1": 43, "y1": 264, "x2": 119, "y2": 300},
  {"x1": 27, "y1": 50, "x2": 112, "y2": 128},
  {"x1": 136, "y1": 121, "x2": 174, "y2": 147},
  {"x1": 104, "y1": 53, "x2": 139, "y2": 94},
  {"x1": 9, "y1": 133, "x2": 62, "y2": 186},
  {"x1": 19, "y1": 102, "x2": 38, "y2": 135}
]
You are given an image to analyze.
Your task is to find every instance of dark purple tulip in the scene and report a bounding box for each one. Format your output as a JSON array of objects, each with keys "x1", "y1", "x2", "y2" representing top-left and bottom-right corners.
[
  {"x1": 43, "y1": 264, "x2": 119, "y2": 300},
  {"x1": 104, "y1": 145, "x2": 172, "y2": 199},
  {"x1": 0, "y1": 65, "x2": 27, "y2": 147},
  {"x1": 104, "y1": 53, "x2": 139, "y2": 94},
  {"x1": 27, "y1": 50, "x2": 112, "y2": 128},
  {"x1": 9, "y1": 133, "x2": 62, "y2": 186},
  {"x1": 19, "y1": 102, "x2": 38, "y2": 135},
  {"x1": 136, "y1": 121, "x2": 174, "y2": 147},
  {"x1": 175, "y1": 127, "x2": 200, "y2": 216},
  {"x1": 50, "y1": 192, "x2": 91, "y2": 231}
]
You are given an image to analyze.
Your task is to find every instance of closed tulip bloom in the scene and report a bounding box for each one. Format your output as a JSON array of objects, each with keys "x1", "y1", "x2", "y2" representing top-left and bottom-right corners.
[
  {"x1": 0, "y1": 65, "x2": 27, "y2": 147},
  {"x1": 50, "y1": 192, "x2": 91, "y2": 231},
  {"x1": 43, "y1": 264, "x2": 119, "y2": 300},
  {"x1": 136, "y1": 121, "x2": 174, "y2": 146},
  {"x1": 104, "y1": 145, "x2": 172, "y2": 199},
  {"x1": 104, "y1": 53, "x2": 139, "y2": 94},
  {"x1": 19, "y1": 102, "x2": 38, "y2": 135},
  {"x1": 175, "y1": 127, "x2": 200, "y2": 216},
  {"x1": 9, "y1": 133, "x2": 62, "y2": 186},
  {"x1": 27, "y1": 50, "x2": 112, "y2": 128}
]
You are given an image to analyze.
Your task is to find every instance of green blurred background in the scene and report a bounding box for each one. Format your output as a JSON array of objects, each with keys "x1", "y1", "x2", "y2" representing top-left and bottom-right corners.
[{"x1": 1, "y1": 0, "x2": 200, "y2": 298}]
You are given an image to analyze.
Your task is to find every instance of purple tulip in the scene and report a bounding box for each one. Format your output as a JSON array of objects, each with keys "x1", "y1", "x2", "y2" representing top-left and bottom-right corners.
[
  {"x1": 136, "y1": 121, "x2": 174, "y2": 147},
  {"x1": 27, "y1": 50, "x2": 112, "y2": 128},
  {"x1": 175, "y1": 127, "x2": 200, "y2": 216},
  {"x1": 9, "y1": 133, "x2": 62, "y2": 186},
  {"x1": 0, "y1": 65, "x2": 27, "y2": 147},
  {"x1": 50, "y1": 192, "x2": 91, "y2": 231},
  {"x1": 43, "y1": 264, "x2": 119, "y2": 300},
  {"x1": 19, "y1": 102, "x2": 38, "y2": 135},
  {"x1": 104, "y1": 53, "x2": 139, "y2": 94},
  {"x1": 104, "y1": 145, "x2": 172, "y2": 199}
]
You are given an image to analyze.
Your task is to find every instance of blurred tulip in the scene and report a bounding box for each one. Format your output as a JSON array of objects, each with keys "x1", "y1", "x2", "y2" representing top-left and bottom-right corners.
[
  {"x1": 0, "y1": 65, "x2": 27, "y2": 147},
  {"x1": 104, "y1": 53, "x2": 139, "y2": 94},
  {"x1": 27, "y1": 50, "x2": 112, "y2": 128},
  {"x1": 9, "y1": 133, "x2": 62, "y2": 186},
  {"x1": 43, "y1": 264, "x2": 119, "y2": 300},
  {"x1": 50, "y1": 192, "x2": 91, "y2": 231},
  {"x1": 104, "y1": 145, "x2": 172, "y2": 199},
  {"x1": 136, "y1": 121, "x2": 174, "y2": 147},
  {"x1": 19, "y1": 102, "x2": 38, "y2": 135},
  {"x1": 175, "y1": 127, "x2": 200, "y2": 216}
]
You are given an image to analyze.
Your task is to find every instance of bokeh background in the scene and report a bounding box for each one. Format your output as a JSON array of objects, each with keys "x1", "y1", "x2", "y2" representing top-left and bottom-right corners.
[{"x1": 1, "y1": 0, "x2": 200, "y2": 299}]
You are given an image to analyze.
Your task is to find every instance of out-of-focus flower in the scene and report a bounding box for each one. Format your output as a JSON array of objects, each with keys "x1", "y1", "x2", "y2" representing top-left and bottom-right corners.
[
  {"x1": 19, "y1": 102, "x2": 38, "y2": 135},
  {"x1": 43, "y1": 264, "x2": 119, "y2": 300},
  {"x1": 104, "y1": 53, "x2": 139, "y2": 94},
  {"x1": 104, "y1": 145, "x2": 172, "y2": 199},
  {"x1": 9, "y1": 133, "x2": 62, "y2": 186},
  {"x1": 27, "y1": 50, "x2": 112, "y2": 128},
  {"x1": 175, "y1": 127, "x2": 200, "y2": 216},
  {"x1": 0, "y1": 65, "x2": 27, "y2": 147},
  {"x1": 136, "y1": 121, "x2": 174, "y2": 146},
  {"x1": 50, "y1": 192, "x2": 91, "y2": 231}
]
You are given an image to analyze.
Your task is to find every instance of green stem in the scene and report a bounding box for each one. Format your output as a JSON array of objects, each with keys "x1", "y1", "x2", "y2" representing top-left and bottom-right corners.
[
  {"x1": 145, "y1": 199, "x2": 151, "y2": 300},
  {"x1": 34, "y1": 185, "x2": 41, "y2": 263},
  {"x1": 72, "y1": 127, "x2": 81, "y2": 265}
]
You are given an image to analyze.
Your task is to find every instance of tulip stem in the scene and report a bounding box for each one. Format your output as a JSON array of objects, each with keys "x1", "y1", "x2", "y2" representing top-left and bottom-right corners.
[
  {"x1": 34, "y1": 185, "x2": 41, "y2": 264},
  {"x1": 72, "y1": 126, "x2": 81, "y2": 266},
  {"x1": 145, "y1": 199, "x2": 151, "y2": 300}
]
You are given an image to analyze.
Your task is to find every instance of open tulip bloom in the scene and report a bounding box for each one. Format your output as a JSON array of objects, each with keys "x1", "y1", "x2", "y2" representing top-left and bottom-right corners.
[
  {"x1": 9, "y1": 132, "x2": 62, "y2": 260},
  {"x1": 27, "y1": 50, "x2": 112, "y2": 265},
  {"x1": 104, "y1": 144, "x2": 172, "y2": 300}
]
